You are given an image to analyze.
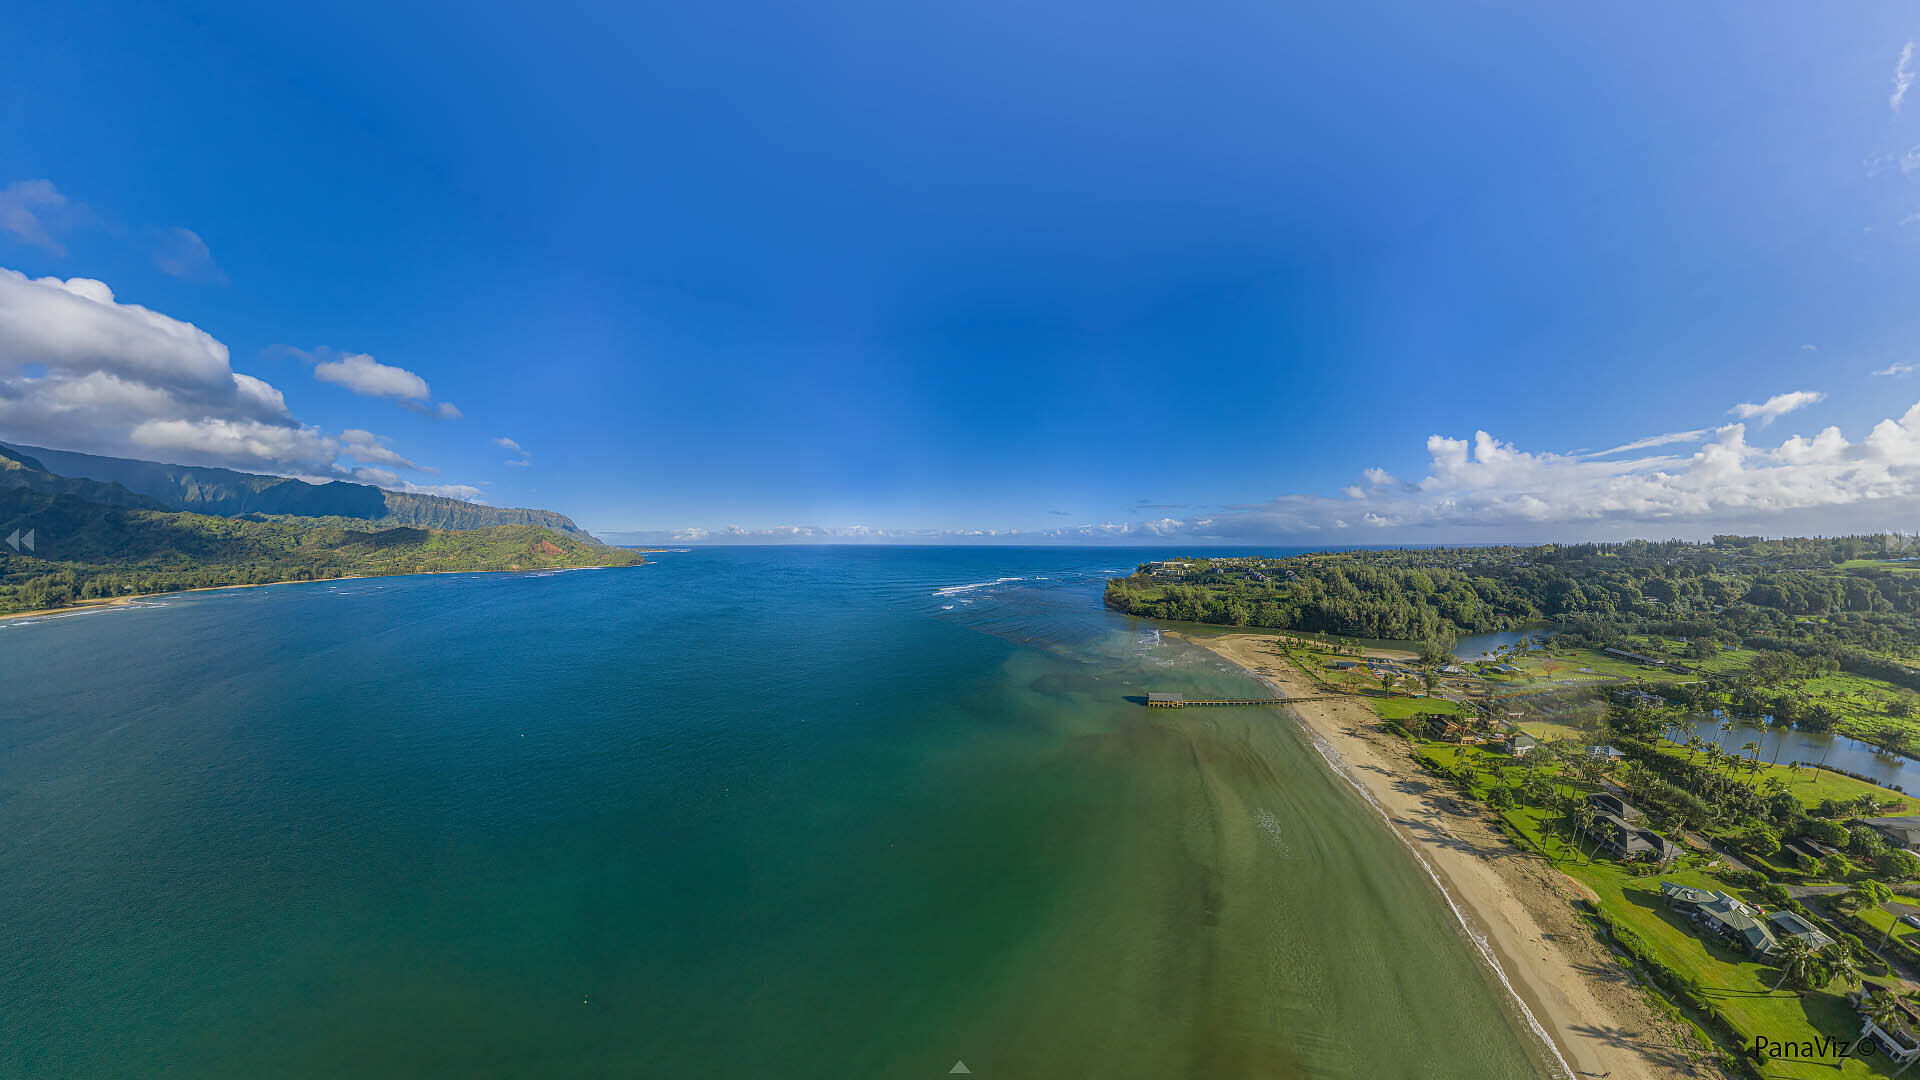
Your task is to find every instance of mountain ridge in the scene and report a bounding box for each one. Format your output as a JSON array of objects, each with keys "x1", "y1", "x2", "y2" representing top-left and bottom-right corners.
[{"x1": 4, "y1": 443, "x2": 597, "y2": 541}]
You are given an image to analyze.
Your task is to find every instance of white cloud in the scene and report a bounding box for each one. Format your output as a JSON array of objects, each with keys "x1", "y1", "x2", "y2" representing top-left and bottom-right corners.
[
  {"x1": 1142, "y1": 517, "x2": 1184, "y2": 535},
  {"x1": 0, "y1": 265, "x2": 481, "y2": 496},
  {"x1": 1362, "y1": 466, "x2": 1396, "y2": 487},
  {"x1": 345, "y1": 466, "x2": 486, "y2": 502},
  {"x1": 0, "y1": 180, "x2": 72, "y2": 255},
  {"x1": 435, "y1": 401, "x2": 462, "y2": 420},
  {"x1": 313, "y1": 351, "x2": 431, "y2": 401},
  {"x1": 494, "y1": 435, "x2": 531, "y2": 467},
  {"x1": 1877, "y1": 363, "x2": 1916, "y2": 377},
  {"x1": 150, "y1": 226, "x2": 224, "y2": 283},
  {"x1": 1775, "y1": 425, "x2": 1850, "y2": 465},
  {"x1": 0, "y1": 269, "x2": 235, "y2": 391},
  {"x1": 1896, "y1": 42, "x2": 1916, "y2": 113},
  {"x1": 130, "y1": 418, "x2": 339, "y2": 472},
  {"x1": 1164, "y1": 403, "x2": 1920, "y2": 541},
  {"x1": 339, "y1": 428, "x2": 418, "y2": 470},
  {"x1": 0, "y1": 267, "x2": 325, "y2": 466},
  {"x1": 1589, "y1": 429, "x2": 1711, "y2": 457},
  {"x1": 1729, "y1": 390, "x2": 1823, "y2": 426}
]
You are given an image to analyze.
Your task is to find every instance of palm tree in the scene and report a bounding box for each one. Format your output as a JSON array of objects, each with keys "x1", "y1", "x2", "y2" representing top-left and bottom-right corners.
[
  {"x1": 1827, "y1": 947, "x2": 1862, "y2": 994},
  {"x1": 1771, "y1": 936, "x2": 1819, "y2": 991},
  {"x1": 1686, "y1": 735, "x2": 1704, "y2": 762},
  {"x1": 1850, "y1": 990, "x2": 1902, "y2": 1061},
  {"x1": 1743, "y1": 739, "x2": 1762, "y2": 766},
  {"x1": 1570, "y1": 801, "x2": 1597, "y2": 861}
]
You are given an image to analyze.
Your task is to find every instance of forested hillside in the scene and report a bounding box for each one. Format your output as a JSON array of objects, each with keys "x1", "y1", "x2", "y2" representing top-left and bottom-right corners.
[
  {"x1": 1104, "y1": 538, "x2": 1920, "y2": 659},
  {"x1": 0, "y1": 451, "x2": 647, "y2": 614},
  {"x1": 7, "y1": 443, "x2": 595, "y2": 539}
]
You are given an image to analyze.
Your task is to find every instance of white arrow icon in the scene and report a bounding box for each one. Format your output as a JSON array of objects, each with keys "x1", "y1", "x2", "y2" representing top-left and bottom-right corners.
[
  {"x1": 4, "y1": 529, "x2": 17, "y2": 553},
  {"x1": 19, "y1": 528, "x2": 31, "y2": 553},
  {"x1": 949, "y1": 1063, "x2": 971, "y2": 1075}
]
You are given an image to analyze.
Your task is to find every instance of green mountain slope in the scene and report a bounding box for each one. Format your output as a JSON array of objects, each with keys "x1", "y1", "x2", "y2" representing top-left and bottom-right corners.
[
  {"x1": 0, "y1": 484, "x2": 644, "y2": 614},
  {"x1": 5, "y1": 443, "x2": 596, "y2": 539},
  {"x1": 0, "y1": 446, "x2": 168, "y2": 510}
]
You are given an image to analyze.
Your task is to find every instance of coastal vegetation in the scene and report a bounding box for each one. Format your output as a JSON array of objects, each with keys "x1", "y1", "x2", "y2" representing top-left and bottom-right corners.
[
  {"x1": 1111, "y1": 538, "x2": 1920, "y2": 757},
  {"x1": 1186, "y1": 627, "x2": 1920, "y2": 1076},
  {"x1": 0, "y1": 446, "x2": 644, "y2": 614}
]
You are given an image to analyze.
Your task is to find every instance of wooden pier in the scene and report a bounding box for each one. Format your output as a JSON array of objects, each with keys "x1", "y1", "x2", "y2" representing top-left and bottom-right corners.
[{"x1": 1145, "y1": 692, "x2": 1334, "y2": 708}]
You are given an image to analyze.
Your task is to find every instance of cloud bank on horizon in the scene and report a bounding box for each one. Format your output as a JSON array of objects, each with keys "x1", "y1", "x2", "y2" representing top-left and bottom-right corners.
[
  {"x1": 0, "y1": 260, "x2": 486, "y2": 502},
  {"x1": 602, "y1": 394, "x2": 1920, "y2": 546}
]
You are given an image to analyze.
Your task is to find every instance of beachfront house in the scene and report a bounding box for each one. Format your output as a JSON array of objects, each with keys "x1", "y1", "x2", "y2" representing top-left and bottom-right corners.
[
  {"x1": 1766, "y1": 910, "x2": 1835, "y2": 952},
  {"x1": 1593, "y1": 813, "x2": 1681, "y2": 863},
  {"x1": 1851, "y1": 982, "x2": 1920, "y2": 1066},
  {"x1": 1660, "y1": 882, "x2": 1780, "y2": 955},
  {"x1": 1861, "y1": 815, "x2": 1920, "y2": 852},
  {"x1": 1587, "y1": 791, "x2": 1644, "y2": 823}
]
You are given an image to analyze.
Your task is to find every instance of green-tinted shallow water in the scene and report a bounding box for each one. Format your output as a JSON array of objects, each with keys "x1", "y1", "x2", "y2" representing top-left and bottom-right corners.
[{"x1": 1, "y1": 547, "x2": 1554, "y2": 1078}]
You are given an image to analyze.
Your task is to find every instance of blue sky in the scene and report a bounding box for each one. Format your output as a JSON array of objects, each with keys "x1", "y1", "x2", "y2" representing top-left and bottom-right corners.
[{"x1": 7, "y1": 2, "x2": 1920, "y2": 543}]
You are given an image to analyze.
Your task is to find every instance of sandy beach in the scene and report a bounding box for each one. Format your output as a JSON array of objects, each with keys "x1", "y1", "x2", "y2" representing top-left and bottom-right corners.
[{"x1": 1185, "y1": 632, "x2": 1695, "y2": 1080}]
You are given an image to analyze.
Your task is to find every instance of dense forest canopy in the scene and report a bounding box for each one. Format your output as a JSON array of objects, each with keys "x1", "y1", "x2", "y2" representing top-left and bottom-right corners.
[{"x1": 1104, "y1": 537, "x2": 1920, "y2": 658}]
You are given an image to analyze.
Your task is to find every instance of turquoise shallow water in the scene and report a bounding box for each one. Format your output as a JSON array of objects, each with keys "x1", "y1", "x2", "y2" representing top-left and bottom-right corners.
[{"x1": 2, "y1": 547, "x2": 1553, "y2": 1078}]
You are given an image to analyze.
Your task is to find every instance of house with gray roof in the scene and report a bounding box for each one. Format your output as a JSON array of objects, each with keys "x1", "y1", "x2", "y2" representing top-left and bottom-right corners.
[
  {"x1": 1594, "y1": 813, "x2": 1681, "y2": 863},
  {"x1": 1587, "y1": 791, "x2": 1644, "y2": 824},
  {"x1": 1766, "y1": 910, "x2": 1835, "y2": 952},
  {"x1": 1861, "y1": 815, "x2": 1920, "y2": 852},
  {"x1": 1660, "y1": 881, "x2": 1780, "y2": 956}
]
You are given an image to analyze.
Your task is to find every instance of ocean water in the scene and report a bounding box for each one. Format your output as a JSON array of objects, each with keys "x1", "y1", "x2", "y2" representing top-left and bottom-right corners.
[{"x1": 2, "y1": 547, "x2": 1552, "y2": 1078}]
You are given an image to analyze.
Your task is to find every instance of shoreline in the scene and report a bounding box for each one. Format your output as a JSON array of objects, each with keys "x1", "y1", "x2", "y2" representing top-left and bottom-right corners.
[
  {"x1": 1181, "y1": 632, "x2": 1693, "y2": 1080},
  {"x1": 0, "y1": 563, "x2": 641, "y2": 624}
]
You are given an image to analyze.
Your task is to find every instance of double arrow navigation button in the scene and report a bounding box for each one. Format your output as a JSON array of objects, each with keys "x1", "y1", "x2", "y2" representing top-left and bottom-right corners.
[{"x1": 5, "y1": 528, "x2": 33, "y2": 553}]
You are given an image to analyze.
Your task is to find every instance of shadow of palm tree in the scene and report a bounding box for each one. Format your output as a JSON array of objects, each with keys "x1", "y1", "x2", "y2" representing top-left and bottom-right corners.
[{"x1": 1566, "y1": 1022, "x2": 1700, "y2": 1072}]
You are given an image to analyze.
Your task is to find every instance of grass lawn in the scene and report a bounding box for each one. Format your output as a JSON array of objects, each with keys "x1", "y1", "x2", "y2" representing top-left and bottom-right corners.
[
  {"x1": 1405, "y1": 743, "x2": 1903, "y2": 1076},
  {"x1": 1510, "y1": 718, "x2": 1592, "y2": 741},
  {"x1": 1651, "y1": 741, "x2": 1920, "y2": 813},
  {"x1": 1776, "y1": 673, "x2": 1920, "y2": 749},
  {"x1": 1499, "y1": 797, "x2": 1888, "y2": 1077},
  {"x1": 1502, "y1": 646, "x2": 1693, "y2": 685},
  {"x1": 1366, "y1": 693, "x2": 1463, "y2": 721},
  {"x1": 1849, "y1": 898, "x2": 1920, "y2": 951}
]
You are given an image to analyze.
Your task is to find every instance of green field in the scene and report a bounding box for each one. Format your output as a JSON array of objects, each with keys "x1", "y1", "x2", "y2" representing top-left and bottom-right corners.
[
  {"x1": 1651, "y1": 741, "x2": 1919, "y2": 813},
  {"x1": 1848, "y1": 898, "x2": 1920, "y2": 951},
  {"x1": 1514, "y1": 719, "x2": 1592, "y2": 742},
  {"x1": 1366, "y1": 693, "x2": 1463, "y2": 720}
]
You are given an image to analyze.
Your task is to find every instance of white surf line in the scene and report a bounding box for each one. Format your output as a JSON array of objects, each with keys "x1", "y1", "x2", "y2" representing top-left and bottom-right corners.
[
  {"x1": 1231, "y1": 664, "x2": 1578, "y2": 1080},
  {"x1": 932, "y1": 577, "x2": 1023, "y2": 596}
]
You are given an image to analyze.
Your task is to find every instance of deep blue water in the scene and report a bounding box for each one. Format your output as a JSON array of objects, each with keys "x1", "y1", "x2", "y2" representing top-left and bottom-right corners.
[{"x1": 1, "y1": 546, "x2": 1549, "y2": 1078}]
